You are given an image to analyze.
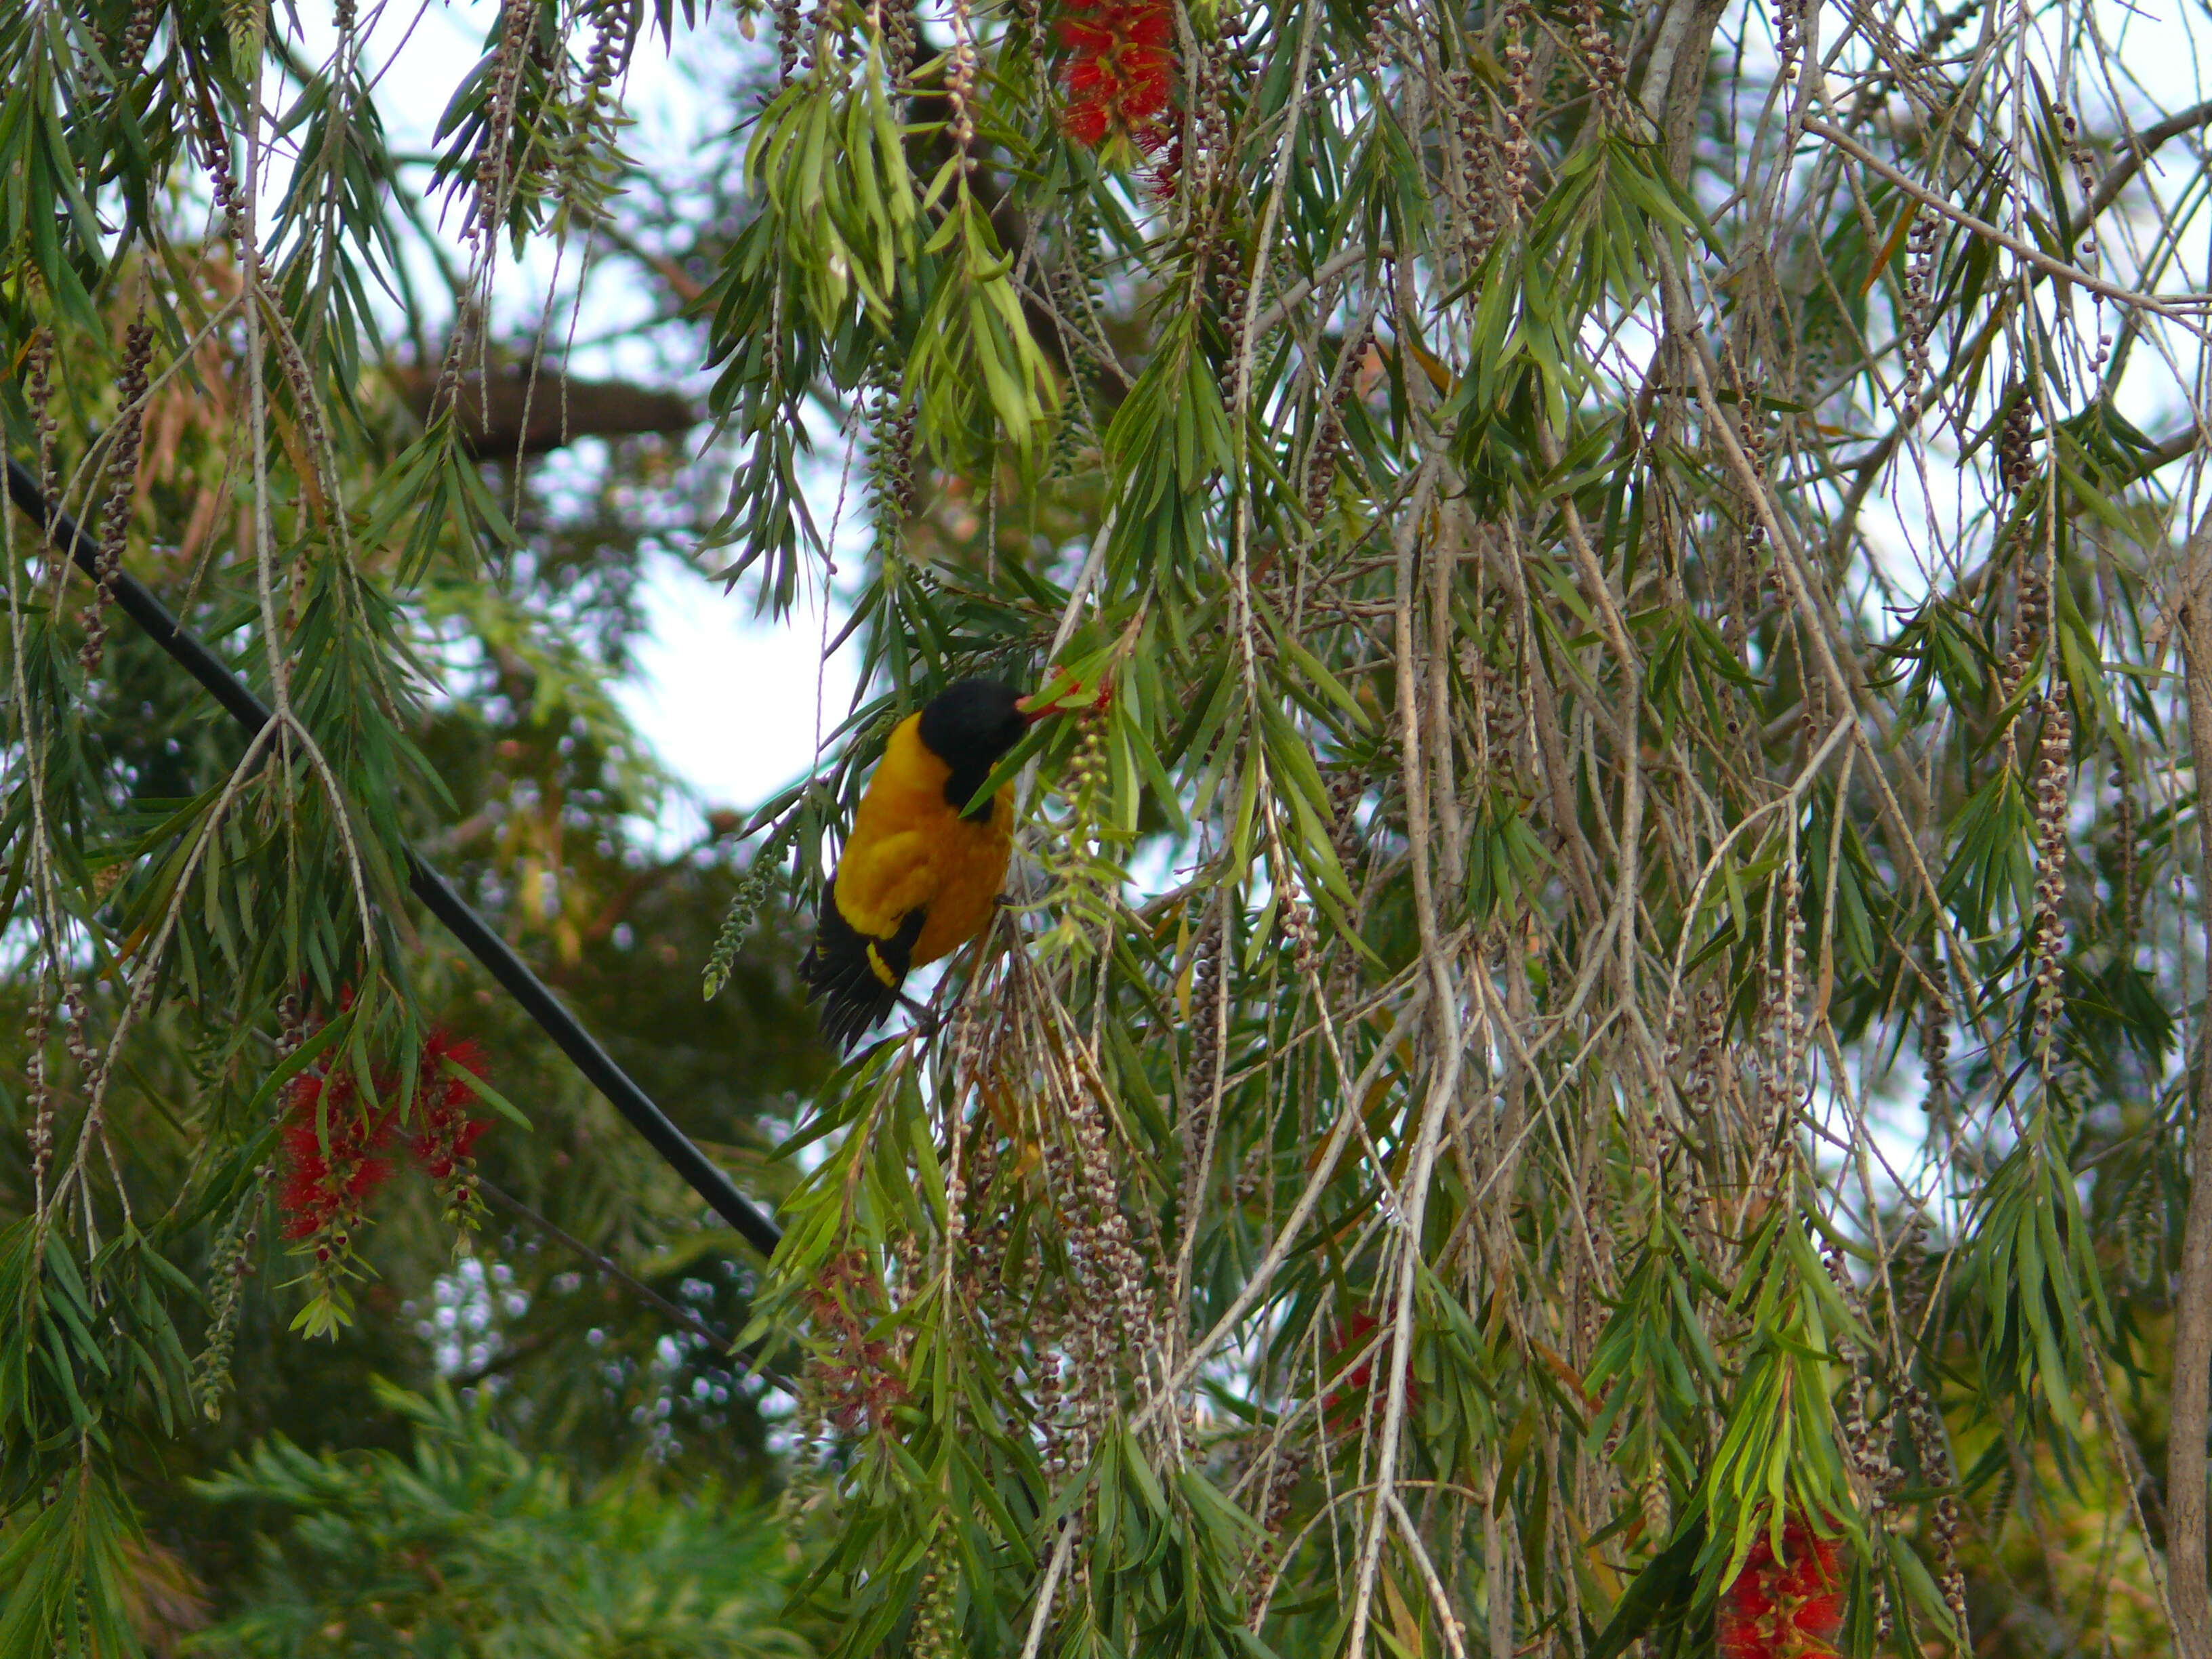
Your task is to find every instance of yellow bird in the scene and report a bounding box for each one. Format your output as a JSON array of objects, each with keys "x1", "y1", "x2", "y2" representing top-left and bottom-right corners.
[{"x1": 802, "y1": 678, "x2": 1048, "y2": 1049}]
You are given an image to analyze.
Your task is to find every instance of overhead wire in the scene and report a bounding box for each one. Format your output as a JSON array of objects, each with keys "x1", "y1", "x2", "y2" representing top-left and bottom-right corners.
[{"x1": 3, "y1": 455, "x2": 786, "y2": 1262}]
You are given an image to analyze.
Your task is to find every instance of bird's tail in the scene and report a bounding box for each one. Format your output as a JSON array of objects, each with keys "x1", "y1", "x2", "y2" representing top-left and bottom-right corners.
[{"x1": 800, "y1": 901, "x2": 923, "y2": 1052}]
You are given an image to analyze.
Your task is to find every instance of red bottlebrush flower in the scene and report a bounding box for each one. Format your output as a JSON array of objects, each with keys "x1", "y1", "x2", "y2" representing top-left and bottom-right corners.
[
  {"x1": 278, "y1": 1065, "x2": 395, "y2": 1246},
  {"x1": 1717, "y1": 1515, "x2": 1845, "y2": 1659},
  {"x1": 805, "y1": 1252, "x2": 909, "y2": 1436},
  {"x1": 1324, "y1": 1306, "x2": 1420, "y2": 1430},
  {"x1": 1058, "y1": 0, "x2": 1175, "y2": 159},
  {"x1": 411, "y1": 1029, "x2": 491, "y2": 1225}
]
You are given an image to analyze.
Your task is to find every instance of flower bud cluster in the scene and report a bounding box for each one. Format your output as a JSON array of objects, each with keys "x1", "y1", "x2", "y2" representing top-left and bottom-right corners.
[
  {"x1": 2110, "y1": 762, "x2": 2137, "y2": 939},
  {"x1": 191, "y1": 1166, "x2": 272, "y2": 1420},
  {"x1": 2120, "y1": 1170, "x2": 2163, "y2": 1288},
  {"x1": 909, "y1": 1549, "x2": 960, "y2": 1659},
  {"x1": 83, "y1": 313, "x2": 155, "y2": 674},
  {"x1": 869, "y1": 382, "x2": 918, "y2": 541},
  {"x1": 1182, "y1": 907, "x2": 1224, "y2": 1136}
]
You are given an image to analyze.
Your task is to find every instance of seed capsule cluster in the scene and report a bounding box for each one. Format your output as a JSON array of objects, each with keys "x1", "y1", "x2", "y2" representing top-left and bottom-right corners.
[
  {"x1": 2110, "y1": 761, "x2": 2137, "y2": 940},
  {"x1": 1900, "y1": 207, "x2": 1937, "y2": 422},
  {"x1": 192, "y1": 94, "x2": 248, "y2": 247},
  {"x1": 1442, "y1": 60, "x2": 1498, "y2": 267},
  {"x1": 1827, "y1": 1247, "x2": 1903, "y2": 1642},
  {"x1": 1752, "y1": 858, "x2": 1809, "y2": 1200},
  {"x1": 1775, "y1": 0, "x2": 1808, "y2": 79},
  {"x1": 26, "y1": 329, "x2": 57, "y2": 552},
  {"x1": 1920, "y1": 983, "x2": 1952, "y2": 1139},
  {"x1": 473, "y1": 0, "x2": 539, "y2": 246},
  {"x1": 1574, "y1": 0, "x2": 1629, "y2": 125},
  {"x1": 947, "y1": 0, "x2": 979, "y2": 163},
  {"x1": 1726, "y1": 348, "x2": 1774, "y2": 573},
  {"x1": 1243, "y1": 1435, "x2": 1308, "y2": 1602},
  {"x1": 1998, "y1": 396, "x2": 2037, "y2": 497},
  {"x1": 110, "y1": 0, "x2": 158, "y2": 73},
  {"x1": 775, "y1": 0, "x2": 803, "y2": 81},
  {"x1": 1499, "y1": 1, "x2": 1536, "y2": 226},
  {"x1": 2050, "y1": 104, "x2": 2113, "y2": 375},
  {"x1": 1305, "y1": 318, "x2": 1373, "y2": 526},
  {"x1": 1996, "y1": 551, "x2": 2046, "y2": 712},
  {"x1": 24, "y1": 994, "x2": 54, "y2": 1205},
  {"x1": 1034, "y1": 1074, "x2": 1153, "y2": 1469},
  {"x1": 2029, "y1": 693, "x2": 2071, "y2": 1057}
]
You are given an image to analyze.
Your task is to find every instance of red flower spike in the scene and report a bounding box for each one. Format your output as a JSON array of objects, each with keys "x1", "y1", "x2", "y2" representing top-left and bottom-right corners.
[
  {"x1": 1718, "y1": 1515, "x2": 1845, "y2": 1659},
  {"x1": 1323, "y1": 1307, "x2": 1421, "y2": 1431},
  {"x1": 1058, "y1": 0, "x2": 1176, "y2": 159},
  {"x1": 277, "y1": 1067, "x2": 396, "y2": 1243},
  {"x1": 411, "y1": 1029, "x2": 492, "y2": 1223}
]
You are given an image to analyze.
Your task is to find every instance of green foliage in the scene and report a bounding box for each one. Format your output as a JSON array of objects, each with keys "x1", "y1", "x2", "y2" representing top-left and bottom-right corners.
[
  {"x1": 185, "y1": 1381, "x2": 805, "y2": 1658},
  {"x1": 7, "y1": 0, "x2": 2212, "y2": 1651}
]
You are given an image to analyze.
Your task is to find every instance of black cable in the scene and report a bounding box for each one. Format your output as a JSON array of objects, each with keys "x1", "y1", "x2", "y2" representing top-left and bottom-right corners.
[
  {"x1": 5, "y1": 456, "x2": 785, "y2": 1260},
  {"x1": 477, "y1": 1176, "x2": 730, "y2": 1347}
]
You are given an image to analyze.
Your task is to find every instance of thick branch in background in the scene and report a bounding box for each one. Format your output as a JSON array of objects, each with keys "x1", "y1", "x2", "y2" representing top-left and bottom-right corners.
[{"x1": 391, "y1": 359, "x2": 698, "y2": 457}]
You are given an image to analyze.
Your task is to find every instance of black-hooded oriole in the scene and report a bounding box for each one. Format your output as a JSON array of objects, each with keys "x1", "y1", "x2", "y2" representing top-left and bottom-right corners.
[{"x1": 802, "y1": 678, "x2": 1047, "y2": 1050}]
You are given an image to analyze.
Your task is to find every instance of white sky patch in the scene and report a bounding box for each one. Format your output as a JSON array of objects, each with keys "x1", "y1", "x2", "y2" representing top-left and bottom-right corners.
[
  {"x1": 286, "y1": 0, "x2": 862, "y2": 830},
  {"x1": 617, "y1": 551, "x2": 861, "y2": 838}
]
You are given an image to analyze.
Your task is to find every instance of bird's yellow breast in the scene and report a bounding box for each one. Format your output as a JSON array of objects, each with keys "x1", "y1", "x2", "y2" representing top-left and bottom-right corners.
[{"x1": 832, "y1": 714, "x2": 1012, "y2": 967}]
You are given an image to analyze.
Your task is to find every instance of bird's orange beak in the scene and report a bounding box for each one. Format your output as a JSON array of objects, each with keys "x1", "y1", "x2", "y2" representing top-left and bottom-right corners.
[{"x1": 1015, "y1": 693, "x2": 1053, "y2": 724}]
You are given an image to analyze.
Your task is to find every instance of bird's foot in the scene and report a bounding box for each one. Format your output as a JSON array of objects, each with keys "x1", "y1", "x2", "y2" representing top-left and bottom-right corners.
[{"x1": 899, "y1": 991, "x2": 942, "y2": 1040}]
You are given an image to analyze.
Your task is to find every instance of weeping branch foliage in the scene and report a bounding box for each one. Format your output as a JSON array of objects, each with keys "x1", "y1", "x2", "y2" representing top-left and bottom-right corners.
[{"x1": 3, "y1": 0, "x2": 2211, "y2": 1651}]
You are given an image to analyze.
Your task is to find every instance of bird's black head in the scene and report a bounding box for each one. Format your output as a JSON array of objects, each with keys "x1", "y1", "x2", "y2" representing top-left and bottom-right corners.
[{"x1": 918, "y1": 677, "x2": 1036, "y2": 821}]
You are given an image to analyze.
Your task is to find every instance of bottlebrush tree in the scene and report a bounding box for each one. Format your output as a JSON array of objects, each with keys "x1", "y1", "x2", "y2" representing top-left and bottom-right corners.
[{"x1": 4, "y1": 0, "x2": 2211, "y2": 1652}]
